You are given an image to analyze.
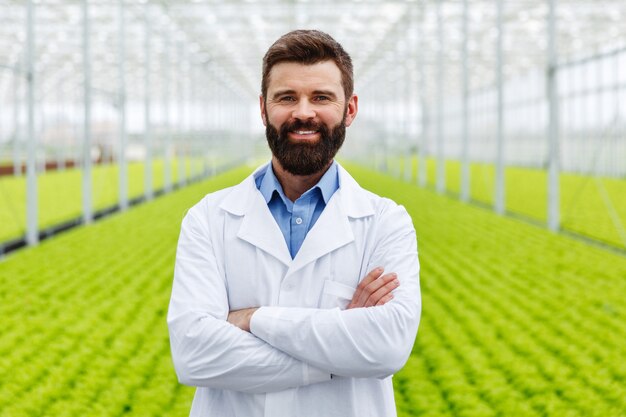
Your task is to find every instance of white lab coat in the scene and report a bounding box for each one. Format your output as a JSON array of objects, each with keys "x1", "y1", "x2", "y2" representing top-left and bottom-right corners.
[{"x1": 167, "y1": 162, "x2": 421, "y2": 417}]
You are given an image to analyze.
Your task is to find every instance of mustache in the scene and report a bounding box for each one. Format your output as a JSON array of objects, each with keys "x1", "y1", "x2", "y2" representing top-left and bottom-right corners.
[{"x1": 281, "y1": 119, "x2": 324, "y2": 133}]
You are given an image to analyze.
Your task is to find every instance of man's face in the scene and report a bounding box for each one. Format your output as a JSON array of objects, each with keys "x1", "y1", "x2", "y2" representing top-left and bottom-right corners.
[{"x1": 260, "y1": 60, "x2": 358, "y2": 176}]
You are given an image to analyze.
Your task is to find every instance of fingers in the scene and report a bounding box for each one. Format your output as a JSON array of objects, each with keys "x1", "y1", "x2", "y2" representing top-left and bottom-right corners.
[
  {"x1": 348, "y1": 267, "x2": 399, "y2": 309},
  {"x1": 363, "y1": 273, "x2": 399, "y2": 307},
  {"x1": 376, "y1": 293, "x2": 394, "y2": 306},
  {"x1": 359, "y1": 267, "x2": 385, "y2": 289},
  {"x1": 348, "y1": 267, "x2": 384, "y2": 308}
]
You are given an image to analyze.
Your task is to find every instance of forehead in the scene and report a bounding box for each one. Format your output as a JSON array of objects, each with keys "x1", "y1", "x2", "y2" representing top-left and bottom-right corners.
[{"x1": 266, "y1": 61, "x2": 344, "y2": 96}]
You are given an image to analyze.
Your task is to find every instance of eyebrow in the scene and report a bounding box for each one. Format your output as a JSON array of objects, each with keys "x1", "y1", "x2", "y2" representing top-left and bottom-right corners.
[
  {"x1": 270, "y1": 89, "x2": 339, "y2": 99},
  {"x1": 271, "y1": 89, "x2": 296, "y2": 99},
  {"x1": 312, "y1": 90, "x2": 338, "y2": 99}
]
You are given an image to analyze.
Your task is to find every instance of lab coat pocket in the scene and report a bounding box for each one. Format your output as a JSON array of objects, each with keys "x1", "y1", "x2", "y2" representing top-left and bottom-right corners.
[{"x1": 320, "y1": 280, "x2": 355, "y2": 310}]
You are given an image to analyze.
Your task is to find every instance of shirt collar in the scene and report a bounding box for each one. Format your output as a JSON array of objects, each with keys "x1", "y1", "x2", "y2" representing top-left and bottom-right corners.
[
  {"x1": 314, "y1": 161, "x2": 339, "y2": 204},
  {"x1": 257, "y1": 160, "x2": 339, "y2": 205},
  {"x1": 258, "y1": 163, "x2": 287, "y2": 205}
]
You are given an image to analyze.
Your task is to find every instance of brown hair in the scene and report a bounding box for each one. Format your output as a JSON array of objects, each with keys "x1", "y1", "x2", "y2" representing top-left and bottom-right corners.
[{"x1": 261, "y1": 30, "x2": 354, "y2": 100}]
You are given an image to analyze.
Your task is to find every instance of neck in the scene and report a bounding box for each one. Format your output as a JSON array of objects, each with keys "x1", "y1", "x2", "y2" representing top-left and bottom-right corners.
[{"x1": 271, "y1": 157, "x2": 332, "y2": 202}]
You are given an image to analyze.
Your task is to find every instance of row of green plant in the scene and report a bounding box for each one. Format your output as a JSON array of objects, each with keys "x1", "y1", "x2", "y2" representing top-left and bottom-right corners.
[
  {"x1": 3, "y1": 156, "x2": 624, "y2": 249},
  {"x1": 0, "y1": 164, "x2": 256, "y2": 417},
  {"x1": 344, "y1": 163, "x2": 626, "y2": 417},
  {"x1": 0, "y1": 158, "x2": 209, "y2": 243},
  {"x1": 1, "y1": 162, "x2": 624, "y2": 416},
  {"x1": 379, "y1": 156, "x2": 626, "y2": 249}
]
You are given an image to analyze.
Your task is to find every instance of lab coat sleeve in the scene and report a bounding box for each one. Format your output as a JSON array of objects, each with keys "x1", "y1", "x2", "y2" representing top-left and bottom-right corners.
[
  {"x1": 249, "y1": 202, "x2": 421, "y2": 379},
  {"x1": 167, "y1": 205, "x2": 331, "y2": 393}
]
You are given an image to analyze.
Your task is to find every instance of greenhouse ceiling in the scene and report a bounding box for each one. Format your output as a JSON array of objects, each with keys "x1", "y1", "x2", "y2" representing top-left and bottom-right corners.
[{"x1": 0, "y1": 0, "x2": 625, "y2": 103}]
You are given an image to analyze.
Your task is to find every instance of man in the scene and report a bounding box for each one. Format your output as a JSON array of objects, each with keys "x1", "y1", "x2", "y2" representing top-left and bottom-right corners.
[{"x1": 168, "y1": 30, "x2": 421, "y2": 417}]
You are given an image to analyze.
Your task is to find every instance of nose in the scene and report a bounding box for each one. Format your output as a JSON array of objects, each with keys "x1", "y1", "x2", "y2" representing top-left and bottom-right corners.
[{"x1": 292, "y1": 100, "x2": 316, "y2": 120}]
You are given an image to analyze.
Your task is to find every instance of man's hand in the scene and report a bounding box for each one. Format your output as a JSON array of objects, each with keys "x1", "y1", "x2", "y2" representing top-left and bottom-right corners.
[
  {"x1": 227, "y1": 307, "x2": 259, "y2": 332},
  {"x1": 347, "y1": 267, "x2": 399, "y2": 309}
]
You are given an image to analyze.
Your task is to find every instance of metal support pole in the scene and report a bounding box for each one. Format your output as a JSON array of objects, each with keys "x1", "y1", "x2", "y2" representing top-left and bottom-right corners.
[
  {"x1": 418, "y1": 8, "x2": 427, "y2": 187},
  {"x1": 190, "y1": 63, "x2": 198, "y2": 180},
  {"x1": 82, "y1": 0, "x2": 93, "y2": 224},
  {"x1": 615, "y1": 52, "x2": 621, "y2": 177},
  {"x1": 203, "y1": 79, "x2": 209, "y2": 177},
  {"x1": 144, "y1": 11, "x2": 153, "y2": 200},
  {"x1": 395, "y1": 55, "x2": 404, "y2": 179},
  {"x1": 371, "y1": 86, "x2": 376, "y2": 171},
  {"x1": 436, "y1": 0, "x2": 445, "y2": 193},
  {"x1": 56, "y1": 85, "x2": 65, "y2": 171},
  {"x1": 461, "y1": 0, "x2": 470, "y2": 202},
  {"x1": 118, "y1": 0, "x2": 128, "y2": 210},
  {"x1": 26, "y1": 0, "x2": 38, "y2": 245},
  {"x1": 494, "y1": 0, "x2": 505, "y2": 214},
  {"x1": 405, "y1": 65, "x2": 417, "y2": 183},
  {"x1": 217, "y1": 82, "x2": 223, "y2": 170},
  {"x1": 408, "y1": 5, "x2": 419, "y2": 184},
  {"x1": 401, "y1": 41, "x2": 412, "y2": 182},
  {"x1": 13, "y1": 61, "x2": 21, "y2": 176},
  {"x1": 177, "y1": 42, "x2": 186, "y2": 186},
  {"x1": 207, "y1": 71, "x2": 215, "y2": 176},
  {"x1": 547, "y1": 0, "x2": 560, "y2": 230},
  {"x1": 371, "y1": 86, "x2": 378, "y2": 170},
  {"x1": 184, "y1": 51, "x2": 190, "y2": 177},
  {"x1": 163, "y1": 37, "x2": 172, "y2": 192},
  {"x1": 383, "y1": 64, "x2": 392, "y2": 174},
  {"x1": 176, "y1": 42, "x2": 186, "y2": 186}
]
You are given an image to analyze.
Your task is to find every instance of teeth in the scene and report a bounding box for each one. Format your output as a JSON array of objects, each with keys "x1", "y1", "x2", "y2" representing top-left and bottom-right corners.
[{"x1": 294, "y1": 130, "x2": 316, "y2": 135}]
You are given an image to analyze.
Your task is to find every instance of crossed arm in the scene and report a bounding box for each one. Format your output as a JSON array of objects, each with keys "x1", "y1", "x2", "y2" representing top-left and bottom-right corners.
[
  {"x1": 227, "y1": 267, "x2": 400, "y2": 332},
  {"x1": 167, "y1": 204, "x2": 420, "y2": 393}
]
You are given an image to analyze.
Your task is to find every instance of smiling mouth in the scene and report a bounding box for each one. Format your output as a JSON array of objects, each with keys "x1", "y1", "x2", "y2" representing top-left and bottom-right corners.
[{"x1": 289, "y1": 130, "x2": 320, "y2": 139}]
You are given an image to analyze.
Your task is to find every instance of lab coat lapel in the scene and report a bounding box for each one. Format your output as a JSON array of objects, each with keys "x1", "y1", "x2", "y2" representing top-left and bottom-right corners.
[
  {"x1": 288, "y1": 164, "x2": 376, "y2": 274},
  {"x1": 220, "y1": 163, "x2": 374, "y2": 272},
  {"x1": 238, "y1": 192, "x2": 292, "y2": 266},
  {"x1": 220, "y1": 169, "x2": 292, "y2": 267},
  {"x1": 289, "y1": 190, "x2": 353, "y2": 275}
]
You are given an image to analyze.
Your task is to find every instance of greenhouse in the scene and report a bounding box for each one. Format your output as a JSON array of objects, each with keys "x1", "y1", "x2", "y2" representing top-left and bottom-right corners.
[{"x1": 1, "y1": 0, "x2": 625, "y2": 416}]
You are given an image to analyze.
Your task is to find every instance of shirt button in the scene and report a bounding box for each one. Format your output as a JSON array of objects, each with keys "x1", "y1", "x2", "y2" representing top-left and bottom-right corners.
[{"x1": 295, "y1": 217, "x2": 303, "y2": 225}]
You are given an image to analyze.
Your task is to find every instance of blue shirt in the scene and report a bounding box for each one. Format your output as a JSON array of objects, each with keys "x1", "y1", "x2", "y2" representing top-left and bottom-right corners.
[{"x1": 255, "y1": 161, "x2": 340, "y2": 258}]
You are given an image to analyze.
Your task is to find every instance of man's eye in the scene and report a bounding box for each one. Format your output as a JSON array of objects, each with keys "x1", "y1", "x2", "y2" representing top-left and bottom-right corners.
[
  {"x1": 315, "y1": 96, "x2": 329, "y2": 101},
  {"x1": 279, "y1": 96, "x2": 296, "y2": 102}
]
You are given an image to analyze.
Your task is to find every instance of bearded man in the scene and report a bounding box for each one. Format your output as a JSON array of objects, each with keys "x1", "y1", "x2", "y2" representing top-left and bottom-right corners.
[{"x1": 168, "y1": 30, "x2": 421, "y2": 417}]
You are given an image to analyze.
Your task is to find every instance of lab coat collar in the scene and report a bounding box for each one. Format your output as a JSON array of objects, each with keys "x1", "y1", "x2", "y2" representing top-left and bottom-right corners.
[{"x1": 219, "y1": 162, "x2": 375, "y2": 269}]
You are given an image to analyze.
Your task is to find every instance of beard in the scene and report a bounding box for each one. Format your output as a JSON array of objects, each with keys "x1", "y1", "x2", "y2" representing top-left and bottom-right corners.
[{"x1": 265, "y1": 110, "x2": 347, "y2": 176}]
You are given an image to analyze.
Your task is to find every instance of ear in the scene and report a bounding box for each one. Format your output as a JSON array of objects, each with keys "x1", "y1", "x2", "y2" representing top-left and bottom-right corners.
[
  {"x1": 344, "y1": 94, "x2": 358, "y2": 127},
  {"x1": 259, "y1": 95, "x2": 267, "y2": 126}
]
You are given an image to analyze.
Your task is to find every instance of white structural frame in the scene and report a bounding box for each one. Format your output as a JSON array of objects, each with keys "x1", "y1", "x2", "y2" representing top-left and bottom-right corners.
[
  {"x1": 547, "y1": 0, "x2": 560, "y2": 231},
  {"x1": 163, "y1": 36, "x2": 172, "y2": 193},
  {"x1": 118, "y1": 0, "x2": 128, "y2": 211},
  {"x1": 494, "y1": 0, "x2": 505, "y2": 215},
  {"x1": 2, "y1": 0, "x2": 623, "y2": 252},
  {"x1": 417, "y1": 3, "x2": 427, "y2": 188},
  {"x1": 12, "y1": 62, "x2": 21, "y2": 177},
  {"x1": 177, "y1": 41, "x2": 186, "y2": 187},
  {"x1": 435, "y1": 0, "x2": 445, "y2": 194},
  {"x1": 460, "y1": 0, "x2": 470, "y2": 202},
  {"x1": 82, "y1": 0, "x2": 93, "y2": 225},
  {"x1": 3, "y1": 0, "x2": 263, "y2": 250},
  {"x1": 144, "y1": 10, "x2": 153, "y2": 201},
  {"x1": 26, "y1": 0, "x2": 37, "y2": 246}
]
